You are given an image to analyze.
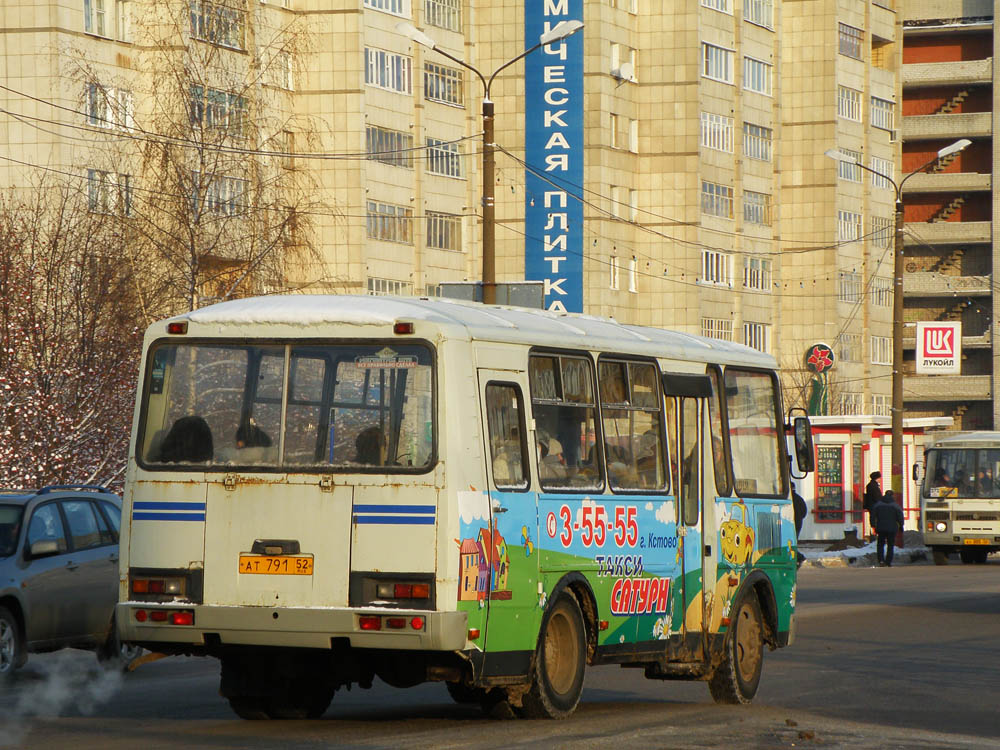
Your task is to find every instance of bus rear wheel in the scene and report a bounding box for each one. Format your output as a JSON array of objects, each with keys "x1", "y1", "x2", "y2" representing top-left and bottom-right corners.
[
  {"x1": 519, "y1": 593, "x2": 587, "y2": 719},
  {"x1": 709, "y1": 595, "x2": 764, "y2": 705}
]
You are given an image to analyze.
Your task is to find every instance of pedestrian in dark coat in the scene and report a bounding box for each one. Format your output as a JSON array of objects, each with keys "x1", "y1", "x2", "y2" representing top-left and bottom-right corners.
[
  {"x1": 864, "y1": 471, "x2": 883, "y2": 512},
  {"x1": 870, "y1": 489, "x2": 905, "y2": 566},
  {"x1": 792, "y1": 482, "x2": 808, "y2": 569}
]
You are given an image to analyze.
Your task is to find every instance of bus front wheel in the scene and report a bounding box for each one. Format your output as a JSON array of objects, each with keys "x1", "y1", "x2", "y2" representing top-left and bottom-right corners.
[
  {"x1": 519, "y1": 592, "x2": 587, "y2": 719},
  {"x1": 932, "y1": 548, "x2": 950, "y2": 565},
  {"x1": 709, "y1": 595, "x2": 764, "y2": 705}
]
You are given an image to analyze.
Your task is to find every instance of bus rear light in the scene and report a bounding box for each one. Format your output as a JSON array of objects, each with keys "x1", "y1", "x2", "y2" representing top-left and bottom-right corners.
[
  {"x1": 135, "y1": 610, "x2": 147, "y2": 622},
  {"x1": 132, "y1": 576, "x2": 184, "y2": 596},
  {"x1": 375, "y1": 582, "x2": 431, "y2": 600},
  {"x1": 150, "y1": 610, "x2": 169, "y2": 622},
  {"x1": 359, "y1": 616, "x2": 381, "y2": 631},
  {"x1": 393, "y1": 321, "x2": 414, "y2": 335},
  {"x1": 386, "y1": 617, "x2": 407, "y2": 629},
  {"x1": 410, "y1": 617, "x2": 425, "y2": 631},
  {"x1": 166, "y1": 321, "x2": 188, "y2": 335},
  {"x1": 467, "y1": 628, "x2": 480, "y2": 640},
  {"x1": 410, "y1": 583, "x2": 430, "y2": 598},
  {"x1": 170, "y1": 611, "x2": 194, "y2": 626}
]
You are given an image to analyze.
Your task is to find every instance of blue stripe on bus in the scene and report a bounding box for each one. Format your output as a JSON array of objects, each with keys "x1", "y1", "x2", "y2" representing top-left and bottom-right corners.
[
  {"x1": 352, "y1": 504, "x2": 435, "y2": 515},
  {"x1": 132, "y1": 512, "x2": 206, "y2": 522},
  {"x1": 352, "y1": 515, "x2": 436, "y2": 525},
  {"x1": 134, "y1": 502, "x2": 207, "y2": 511}
]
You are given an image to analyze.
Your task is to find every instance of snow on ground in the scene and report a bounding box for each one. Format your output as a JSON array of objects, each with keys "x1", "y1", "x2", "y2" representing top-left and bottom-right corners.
[{"x1": 798, "y1": 539, "x2": 929, "y2": 568}]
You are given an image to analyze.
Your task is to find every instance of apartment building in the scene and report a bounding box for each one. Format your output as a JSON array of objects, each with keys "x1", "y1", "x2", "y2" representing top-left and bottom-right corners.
[
  {"x1": 901, "y1": 0, "x2": 997, "y2": 430},
  {"x1": 1, "y1": 1, "x2": 897, "y2": 390}
]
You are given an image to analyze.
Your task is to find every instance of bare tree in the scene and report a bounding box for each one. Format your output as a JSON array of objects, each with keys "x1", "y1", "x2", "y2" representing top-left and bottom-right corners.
[{"x1": 0, "y1": 181, "x2": 142, "y2": 491}]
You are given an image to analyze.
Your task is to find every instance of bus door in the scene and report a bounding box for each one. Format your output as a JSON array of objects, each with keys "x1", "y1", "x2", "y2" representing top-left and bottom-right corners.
[
  {"x1": 663, "y1": 372, "x2": 713, "y2": 660},
  {"x1": 475, "y1": 370, "x2": 539, "y2": 656}
]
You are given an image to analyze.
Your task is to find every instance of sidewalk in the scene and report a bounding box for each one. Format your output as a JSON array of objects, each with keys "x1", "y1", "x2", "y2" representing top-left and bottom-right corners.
[{"x1": 798, "y1": 531, "x2": 929, "y2": 568}]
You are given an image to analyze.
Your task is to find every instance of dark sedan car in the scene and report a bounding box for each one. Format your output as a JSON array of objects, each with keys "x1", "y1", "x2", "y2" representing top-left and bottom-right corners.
[{"x1": 0, "y1": 485, "x2": 139, "y2": 678}]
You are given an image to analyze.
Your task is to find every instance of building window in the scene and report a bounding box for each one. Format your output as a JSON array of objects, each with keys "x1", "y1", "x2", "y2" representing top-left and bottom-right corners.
[
  {"x1": 871, "y1": 215, "x2": 893, "y2": 247},
  {"x1": 190, "y1": 0, "x2": 247, "y2": 51},
  {"x1": 838, "y1": 271, "x2": 862, "y2": 303},
  {"x1": 701, "y1": 43, "x2": 733, "y2": 84},
  {"x1": 611, "y1": 114, "x2": 639, "y2": 152},
  {"x1": 743, "y1": 256, "x2": 772, "y2": 292},
  {"x1": 839, "y1": 392, "x2": 863, "y2": 415},
  {"x1": 86, "y1": 84, "x2": 134, "y2": 130},
  {"x1": 191, "y1": 172, "x2": 246, "y2": 217},
  {"x1": 701, "y1": 181, "x2": 733, "y2": 218},
  {"x1": 701, "y1": 317, "x2": 734, "y2": 341},
  {"x1": 189, "y1": 85, "x2": 247, "y2": 137},
  {"x1": 366, "y1": 125, "x2": 414, "y2": 168},
  {"x1": 425, "y1": 0, "x2": 460, "y2": 31},
  {"x1": 743, "y1": 57, "x2": 772, "y2": 95},
  {"x1": 609, "y1": 186, "x2": 637, "y2": 221},
  {"x1": 701, "y1": 112, "x2": 733, "y2": 153},
  {"x1": 837, "y1": 210, "x2": 862, "y2": 242},
  {"x1": 611, "y1": 44, "x2": 637, "y2": 82},
  {"x1": 628, "y1": 257, "x2": 637, "y2": 292},
  {"x1": 365, "y1": 48, "x2": 412, "y2": 94},
  {"x1": 426, "y1": 211, "x2": 462, "y2": 251},
  {"x1": 836, "y1": 149, "x2": 862, "y2": 182},
  {"x1": 702, "y1": 0, "x2": 730, "y2": 13},
  {"x1": 871, "y1": 276, "x2": 893, "y2": 307},
  {"x1": 610, "y1": 255, "x2": 619, "y2": 290},
  {"x1": 838, "y1": 23, "x2": 863, "y2": 59},
  {"x1": 84, "y1": 0, "x2": 107, "y2": 36},
  {"x1": 364, "y1": 0, "x2": 407, "y2": 16},
  {"x1": 701, "y1": 249, "x2": 733, "y2": 287},
  {"x1": 743, "y1": 322, "x2": 771, "y2": 353},
  {"x1": 267, "y1": 50, "x2": 293, "y2": 90},
  {"x1": 610, "y1": 0, "x2": 638, "y2": 12},
  {"x1": 424, "y1": 62, "x2": 463, "y2": 105},
  {"x1": 743, "y1": 122, "x2": 772, "y2": 161},
  {"x1": 87, "y1": 169, "x2": 132, "y2": 216},
  {"x1": 871, "y1": 335, "x2": 892, "y2": 365},
  {"x1": 871, "y1": 97, "x2": 895, "y2": 131},
  {"x1": 838, "y1": 86, "x2": 862, "y2": 121},
  {"x1": 816, "y1": 446, "x2": 844, "y2": 521},
  {"x1": 366, "y1": 201, "x2": 414, "y2": 243},
  {"x1": 870, "y1": 157, "x2": 894, "y2": 189},
  {"x1": 872, "y1": 394, "x2": 890, "y2": 416},
  {"x1": 838, "y1": 333, "x2": 862, "y2": 362},
  {"x1": 743, "y1": 190, "x2": 772, "y2": 225},
  {"x1": 367, "y1": 277, "x2": 414, "y2": 296},
  {"x1": 743, "y1": 0, "x2": 772, "y2": 28},
  {"x1": 426, "y1": 138, "x2": 463, "y2": 178}
]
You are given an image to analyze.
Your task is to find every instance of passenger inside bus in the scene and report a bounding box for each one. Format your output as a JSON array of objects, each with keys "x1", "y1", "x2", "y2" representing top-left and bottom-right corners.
[
  {"x1": 156, "y1": 416, "x2": 213, "y2": 463},
  {"x1": 538, "y1": 438, "x2": 567, "y2": 481},
  {"x1": 355, "y1": 426, "x2": 385, "y2": 465}
]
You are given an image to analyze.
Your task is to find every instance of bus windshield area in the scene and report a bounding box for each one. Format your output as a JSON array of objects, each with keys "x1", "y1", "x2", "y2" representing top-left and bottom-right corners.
[
  {"x1": 925, "y1": 448, "x2": 1000, "y2": 498},
  {"x1": 139, "y1": 342, "x2": 434, "y2": 471}
]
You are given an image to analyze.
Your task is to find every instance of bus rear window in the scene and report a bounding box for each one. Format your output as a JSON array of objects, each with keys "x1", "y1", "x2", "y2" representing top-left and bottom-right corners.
[{"x1": 139, "y1": 342, "x2": 434, "y2": 472}]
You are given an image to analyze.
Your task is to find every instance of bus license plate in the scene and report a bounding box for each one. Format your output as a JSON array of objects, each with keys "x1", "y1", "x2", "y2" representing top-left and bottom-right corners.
[
  {"x1": 239, "y1": 555, "x2": 314, "y2": 575},
  {"x1": 962, "y1": 539, "x2": 988, "y2": 546}
]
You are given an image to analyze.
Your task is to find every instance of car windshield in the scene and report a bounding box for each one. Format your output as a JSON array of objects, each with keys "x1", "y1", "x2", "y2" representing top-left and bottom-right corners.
[{"x1": 0, "y1": 504, "x2": 24, "y2": 558}]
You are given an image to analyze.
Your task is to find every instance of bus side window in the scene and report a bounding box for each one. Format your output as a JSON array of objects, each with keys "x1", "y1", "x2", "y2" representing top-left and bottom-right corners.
[
  {"x1": 485, "y1": 383, "x2": 529, "y2": 491},
  {"x1": 598, "y1": 359, "x2": 667, "y2": 492},
  {"x1": 680, "y1": 397, "x2": 700, "y2": 525},
  {"x1": 707, "y1": 367, "x2": 732, "y2": 497}
]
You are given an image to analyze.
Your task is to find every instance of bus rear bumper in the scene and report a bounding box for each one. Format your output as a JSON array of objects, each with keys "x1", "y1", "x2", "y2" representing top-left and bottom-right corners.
[{"x1": 117, "y1": 603, "x2": 470, "y2": 652}]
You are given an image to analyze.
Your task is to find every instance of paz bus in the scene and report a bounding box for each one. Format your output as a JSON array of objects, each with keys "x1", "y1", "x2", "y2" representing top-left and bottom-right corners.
[
  {"x1": 920, "y1": 431, "x2": 1000, "y2": 565},
  {"x1": 117, "y1": 295, "x2": 814, "y2": 719}
]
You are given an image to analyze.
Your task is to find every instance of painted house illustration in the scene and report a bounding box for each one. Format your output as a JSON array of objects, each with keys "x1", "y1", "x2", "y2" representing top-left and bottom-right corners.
[
  {"x1": 457, "y1": 538, "x2": 481, "y2": 602},
  {"x1": 457, "y1": 520, "x2": 511, "y2": 603},
  {"x1": 478, "y1": 521, "x2": 510, "y2": 599}
]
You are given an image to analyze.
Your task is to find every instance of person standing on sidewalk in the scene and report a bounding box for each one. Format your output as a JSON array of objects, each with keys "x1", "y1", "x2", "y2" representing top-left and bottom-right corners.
[
  {"x1": 870, "y1": 489, "x2": 905, "y2": 566},
  {"x1": 864, "y1": 471, "x2": 883, "y2": 541}
]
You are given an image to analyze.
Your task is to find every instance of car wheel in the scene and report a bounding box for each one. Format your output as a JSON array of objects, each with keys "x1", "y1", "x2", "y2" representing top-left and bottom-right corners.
[
  {"x1": 97, "y1": 617, "x2": 143, "y2": 671},
  {"x1": 708, "y1": 595, "x2": 764, "y2": 705},
  {"x1": 0, "y1": 605, "x2": 25, "y2": 680},
  {"x1": 519, "y1": 592, "x2": 587, "y2": 719}
]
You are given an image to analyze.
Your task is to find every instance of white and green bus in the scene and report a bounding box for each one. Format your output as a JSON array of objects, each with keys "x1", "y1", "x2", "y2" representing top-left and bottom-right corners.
[
  {"x1": 117, "y1": 295, "x2": 814, "y2": 719},
  {"x1": 921, "y1": 431, "x2": 1000, "y2": 565}
]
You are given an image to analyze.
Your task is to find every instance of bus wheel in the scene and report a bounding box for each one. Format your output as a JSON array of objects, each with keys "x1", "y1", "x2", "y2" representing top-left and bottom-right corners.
[
  {"x1": 959, "y1": 549, "x2": 976, "y2": 564},
  {"x1": 932, "y1": 548, "x2": 949, "y2": 566},
  {"x1": 226, "y1": 696, "x2": 271, "y2": 720},
  {"x1": 519, "y1": 593, "x2": 587, "y2": 719},
  {"x1": 709, "y1": 595, "x2": 764, "y2": 705},
  {"x1": 266, "y1": 687, "x2": 334, "y2": 719}
]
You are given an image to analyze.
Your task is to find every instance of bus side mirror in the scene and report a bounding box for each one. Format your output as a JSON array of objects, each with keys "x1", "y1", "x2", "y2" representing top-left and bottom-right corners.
[
  {"x1": 912, "y1": 462, "x2": 921, "y2": 482},
  {"x1": 792, "y1": 416, "x2": 815, "y2": 474}
]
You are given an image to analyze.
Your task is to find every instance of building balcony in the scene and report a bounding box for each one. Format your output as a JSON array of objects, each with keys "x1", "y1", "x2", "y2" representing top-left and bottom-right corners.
[
  {"x1": 901, "y1": 112, "x2": 992, "y2": 141},
  {"x1": 903, "y1": 272, "x2": 991, "y2": 297},
  {"x1": 902, "y1": 171, "x2": 991, "y2": 194},
  {"x1": 903, "y1": 58, "x2": 993, "y2": 88},
  {"x1": 903, "y1": 220, "x2": 991, "y2": 245},
  {"x1": 904, "y1": 374, "x2": 992, "y2": 402},
  {"x1": 902, "y1": 0, "x2": 995, "y2": 25}
]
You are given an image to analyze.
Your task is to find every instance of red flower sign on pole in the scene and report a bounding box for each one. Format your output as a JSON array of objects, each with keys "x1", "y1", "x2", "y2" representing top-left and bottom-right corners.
[{"x1": 806, "y1": 343, "x2": 835, "y2": 374}]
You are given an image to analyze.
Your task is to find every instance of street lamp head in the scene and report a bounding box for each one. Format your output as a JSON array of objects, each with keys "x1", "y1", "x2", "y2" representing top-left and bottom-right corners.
[
  {"x1": 824, "y1": 148, "x2": 858, "y2": 163},
  {"x1": 396, "y1": 21, "x2": 437, "y2": 50},
  {"x1": 538, "y1": 19, "x2": 583, "y2": 46},
  {"x1": 937, "y1": 138, "x2": 971, "y2": 159}
]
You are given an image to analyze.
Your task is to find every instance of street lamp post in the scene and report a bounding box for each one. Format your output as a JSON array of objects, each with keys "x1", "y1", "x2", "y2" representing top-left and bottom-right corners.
[
  {"x1": 825, "y1": 139, "x2": 971, "y2": 498},
  {"x1": 398, "y1": 20, "x2": 583, "y2": 305}
]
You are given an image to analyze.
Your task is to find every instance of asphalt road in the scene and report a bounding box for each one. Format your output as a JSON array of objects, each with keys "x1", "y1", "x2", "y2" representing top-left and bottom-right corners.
[{"x1": 2, "y1": 559, "x2": 999, "y2": 749}]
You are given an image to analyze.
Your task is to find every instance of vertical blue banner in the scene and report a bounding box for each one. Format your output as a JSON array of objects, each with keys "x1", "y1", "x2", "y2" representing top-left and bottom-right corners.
[{"x1": 524, "y1": 0, "x2": 584, "y2": 313}]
